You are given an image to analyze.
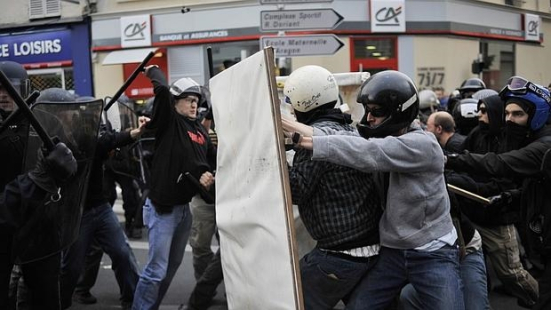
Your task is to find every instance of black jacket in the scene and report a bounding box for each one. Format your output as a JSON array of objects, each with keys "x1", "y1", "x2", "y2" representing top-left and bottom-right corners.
[
  {"x1": 447, "y1": 126, "x2": 551, "y2": 256},
  {"x1": 85, "y1": 129, "x2": 134, "y2": 210},
  {"x1": 145, "y1": 68, "x2": 216, "y2": 208}
]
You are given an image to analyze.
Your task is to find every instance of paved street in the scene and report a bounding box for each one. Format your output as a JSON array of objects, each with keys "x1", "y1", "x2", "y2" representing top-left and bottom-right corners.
[{"x1": 68, "y1": 199, "x2": 529, "y2": 310}]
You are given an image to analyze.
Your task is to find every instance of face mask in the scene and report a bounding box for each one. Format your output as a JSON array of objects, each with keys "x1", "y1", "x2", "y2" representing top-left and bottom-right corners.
[
  {"x1": 502, "y1": 121, "x2": 530, "y2": 151},
  {"x1": 478, "y1": 121, "x2": 490, "y2": 133}
]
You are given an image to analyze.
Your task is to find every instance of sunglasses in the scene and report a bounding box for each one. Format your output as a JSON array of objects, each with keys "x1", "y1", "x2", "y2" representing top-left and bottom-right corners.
[
  {"x1": 501, "y1": 76, "x2": 551, "y2": 104},
  {"x1": 364, "y1": 106, "x2": 388, "y2": 118},
  {"x1": 477, "y1": 107, "x2": 487, "y2": 114}
]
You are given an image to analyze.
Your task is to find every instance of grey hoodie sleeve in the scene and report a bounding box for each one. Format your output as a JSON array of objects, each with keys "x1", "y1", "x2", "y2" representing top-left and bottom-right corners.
[{"x1": 312, "y1": 130, "x2": 444, "y2": 174}]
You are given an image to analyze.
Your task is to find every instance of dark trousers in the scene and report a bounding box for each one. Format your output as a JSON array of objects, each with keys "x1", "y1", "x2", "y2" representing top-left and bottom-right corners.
[
  {"x1": 188, "y1": 249, "x2": 223, "y2": 310},
  {"x1": 74, "y1": 240, "x2": 103, "y2": 295},
  {"x1": 534, "y1": 255, "x2": 551, "y2": 310},
  {"x1": 103, "y1": 168, "x2": 139, "y2": 227},
  {"x1": 60, "y1": 203, "x2": 139, "y2": 309}
]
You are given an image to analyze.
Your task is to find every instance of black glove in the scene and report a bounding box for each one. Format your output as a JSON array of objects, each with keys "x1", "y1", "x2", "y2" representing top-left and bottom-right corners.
[{"x1": 28, "y1": 142, "x2": 78, "y2": 193}]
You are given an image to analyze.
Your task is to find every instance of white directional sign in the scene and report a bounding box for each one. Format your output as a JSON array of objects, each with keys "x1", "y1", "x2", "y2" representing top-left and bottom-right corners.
[
  {"x1": 260, "y1": 34, "x2": 344, "y2": 57},
  {"x1": 260, "y1": 0, "x2": 333, "y2": 4},
  {"x1": 260, "y1": 9, "x2": 343, "y2": 32}
]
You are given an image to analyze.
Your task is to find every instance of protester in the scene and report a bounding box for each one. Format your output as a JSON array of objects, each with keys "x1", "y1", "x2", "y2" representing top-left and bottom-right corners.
[
  {"x1": 283, "y1": 70, "x2": 463, "y2": 309},
  {"x1": 281, "y1": 65, "x2": 382, "y2": 309},
  {"x1": 133, "y1": 65, "x2": 216, "y2": 310},
  {"x1": 446, "y1": 76, "x2": 551, "y2": 309}
]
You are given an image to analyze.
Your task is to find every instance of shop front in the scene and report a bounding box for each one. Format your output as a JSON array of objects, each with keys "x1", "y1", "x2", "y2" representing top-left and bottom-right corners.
[{"x1": 0, "y1": 22, "x2": 93, "y2": 96}]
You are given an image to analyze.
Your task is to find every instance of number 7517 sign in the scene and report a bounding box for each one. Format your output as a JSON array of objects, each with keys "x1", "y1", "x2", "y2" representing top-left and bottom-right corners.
[{"x1": 417, "y1": 67, "x2": 445, "y2": 88}]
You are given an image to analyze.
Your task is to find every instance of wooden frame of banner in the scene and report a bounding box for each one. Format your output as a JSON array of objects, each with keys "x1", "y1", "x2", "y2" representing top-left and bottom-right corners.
[
  {"x1": 211, "y1": 47, "x2": 304, "y2": 309},
  {"x1": 264, "y1": 47, "x2": 305, "y2": 310}
]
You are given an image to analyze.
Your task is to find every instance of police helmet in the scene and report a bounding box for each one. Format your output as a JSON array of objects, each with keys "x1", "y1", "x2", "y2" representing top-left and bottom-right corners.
[
  {"x1": 459, "y1": 78, "x2": 486, "y2": 98},
  {"x1": 472, "y1": 89, "x2": 498, "y2": 101},
  {"x1": 0, "y1": 61, "x2": 31, "y2": 99},
  {"x1": 419, "y1": 89, "x2": 440, "y2": 110},
  {"x1": 356, "y1": 70, "x2": 419, "y2": 138},
  {"x1": 36, "y1": 88, "x2": 76, "y2": 103}
]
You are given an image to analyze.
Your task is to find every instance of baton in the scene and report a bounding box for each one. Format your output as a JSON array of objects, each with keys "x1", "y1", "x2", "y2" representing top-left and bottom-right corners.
[
  {"x1": 0, "y1": 70, "x2": 55, "y2": 151},
  {"x1": 0, "y1": 90, "x2": 40, "y2": 135},
  {"x1": 104, "y1": 51, "x2": 155, "y2": 111},
  {"x1": 206, "y1": 46, "x2": 214, "y2": 78},
  {"x1": 447, "y1": 184, "x2": 491, "y2": 205},
  {"x1": 177, "y1": 172, "x2": 215, "y2": 203}
]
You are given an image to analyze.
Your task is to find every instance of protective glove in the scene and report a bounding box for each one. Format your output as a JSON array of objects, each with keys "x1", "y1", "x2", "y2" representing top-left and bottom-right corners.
[{"x1": 28, "y1": 142, "x2": 78, "y2": 193}]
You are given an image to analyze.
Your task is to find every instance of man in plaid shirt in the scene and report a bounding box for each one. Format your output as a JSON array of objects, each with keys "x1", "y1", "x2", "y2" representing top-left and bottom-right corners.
[{"x1": 284, "y1": 66, "x2": 382, "y2": 310}]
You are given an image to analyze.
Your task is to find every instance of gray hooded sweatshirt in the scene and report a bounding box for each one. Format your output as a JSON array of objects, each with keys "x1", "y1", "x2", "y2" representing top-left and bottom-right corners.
[{"x1": 312, "y1": 124, "x2": 454, "y2": 249}]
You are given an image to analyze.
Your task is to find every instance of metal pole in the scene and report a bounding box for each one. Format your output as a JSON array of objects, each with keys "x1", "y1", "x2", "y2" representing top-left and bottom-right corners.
[
  {"x1": 0, "y1": 70, "x2": 55, "y2": 150},
  {"x1": 104, "y1": 51, "x2": 156, "y2": 111}
]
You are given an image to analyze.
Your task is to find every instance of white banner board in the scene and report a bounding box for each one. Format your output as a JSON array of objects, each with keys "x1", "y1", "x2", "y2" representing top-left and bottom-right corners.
[{"x1": 211, "y1": 48, "x2": 303, "y2": 310}]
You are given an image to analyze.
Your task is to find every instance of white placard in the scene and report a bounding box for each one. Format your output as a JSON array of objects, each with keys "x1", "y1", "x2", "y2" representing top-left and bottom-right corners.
[
  {"x1": 370, "y1": 0, "x2": 406, "y2": 33},
  {"x1": 120, "y1": 15, "x2": 152, "y2": 48},
  {"x1": 211, "y1": 48, "x2": 303, "y2": 309}
]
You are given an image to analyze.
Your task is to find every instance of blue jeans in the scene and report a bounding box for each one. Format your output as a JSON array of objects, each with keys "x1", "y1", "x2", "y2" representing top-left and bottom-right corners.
[
  {"x1": 300, "y1": 248, "x2": 378, "y2": 310},
  {"x1": 61, "y1": 203, "x2": 139, "y2": 308},
  {"x1": 347, "y1": 245, "x2": 464, "y2": 310},
  {"x1": 400, "y1": 248, "x2": 489, "y2": 310},
  {"x1": 132, "y1": 199, "x2": 192, "y2": 310}
]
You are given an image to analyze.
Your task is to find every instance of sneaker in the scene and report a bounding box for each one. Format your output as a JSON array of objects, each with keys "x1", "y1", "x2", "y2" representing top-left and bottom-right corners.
[{"x1": 73, "y1": 291, "x2": 97, "y2": 304}]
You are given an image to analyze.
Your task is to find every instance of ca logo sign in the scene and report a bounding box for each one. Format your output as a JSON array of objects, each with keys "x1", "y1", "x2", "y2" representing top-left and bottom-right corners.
[
  {"x1": 124, "y1": 22, "x2": 147, "y2": 41},
  {"x1": 375, "y1": 6, "x2": 402, "y2": 26}
]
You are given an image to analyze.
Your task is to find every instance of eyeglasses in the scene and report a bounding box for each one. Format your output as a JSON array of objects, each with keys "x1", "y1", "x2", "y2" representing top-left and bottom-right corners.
[
  {"x1": 501, "y1": 76, "x2": 551, "y2": 104},
  {"x1": 364, "y1": 106, "x2": 388, "y2": 118},
  {"x1": 477, "y1": 107, "x2": 487, "y2": 114},
  {"x1": 181, "y1": 96, "x2": 199, "y2": 104}
]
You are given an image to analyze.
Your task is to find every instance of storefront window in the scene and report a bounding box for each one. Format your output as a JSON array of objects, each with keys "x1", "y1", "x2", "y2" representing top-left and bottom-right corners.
[
  {"x1": 209, "y1": 41, "x2": 260, "y2": 75},
  {"x1": 480, "y1": 41, "x2": 515, "y2": 90},
  {"x1": 350, "y1": 37, "x2": 397, "y2": 74},
  {"x1": 28, "y1": 68, "x2": 74, "y2": 93}
]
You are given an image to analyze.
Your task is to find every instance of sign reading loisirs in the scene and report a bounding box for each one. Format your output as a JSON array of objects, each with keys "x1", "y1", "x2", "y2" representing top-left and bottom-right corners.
[
  {"x1": 260, "y1": 9, "x2": 343, "y2": 32},
  {"x1": 0, "y1": 30, "x2": 72, "y2": 63},
  {"x1": 260, "y1": 34, "x2": 344, "y2": 57}
]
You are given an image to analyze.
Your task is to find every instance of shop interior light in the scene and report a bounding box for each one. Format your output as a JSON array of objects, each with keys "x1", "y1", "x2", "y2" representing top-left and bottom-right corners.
[
  {"x1": 371, "y1": 52, "x2": 381, "y2": 57},
  {"x1": 366, "y1": 46, "x2": 377, "y2": 50},
  {"x1": 378, "y1": 57, "x2": 388, "y2": 60}
]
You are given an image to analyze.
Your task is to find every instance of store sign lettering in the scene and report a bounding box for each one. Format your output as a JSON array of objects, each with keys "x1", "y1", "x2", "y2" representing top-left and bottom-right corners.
[{"x1": 0, "y1": 30, "x2": 71, "y2": 63}]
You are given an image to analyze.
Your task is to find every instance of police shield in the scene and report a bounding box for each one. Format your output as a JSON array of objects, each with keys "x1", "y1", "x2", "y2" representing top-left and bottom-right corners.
[
  {"x1": 104, "y1": 98, "x2": 141, "y2": 179},
  {"x1": 13, "y1": 99, "x2": 103, "y2": 264}
]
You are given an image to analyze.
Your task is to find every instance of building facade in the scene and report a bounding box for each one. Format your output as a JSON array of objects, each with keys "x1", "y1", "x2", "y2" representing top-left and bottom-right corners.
[
  {"x1": 89, "y1": 0, "x2": 551, "y2": 100},
  {"x1": 0, "y1": 0, "x2": 95, "y2": 96}
]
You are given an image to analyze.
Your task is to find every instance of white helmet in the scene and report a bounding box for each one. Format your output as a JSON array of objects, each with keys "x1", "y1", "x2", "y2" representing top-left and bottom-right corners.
[
  {"x1": 418, "y1": 89, "x2": 440, "y2": 110},
  {"x1": 169, "y1": 77, "x2": 202, "y2": 101},
  {"x1": 283, "y1": 65, "x2": 339, "y2": 113}
]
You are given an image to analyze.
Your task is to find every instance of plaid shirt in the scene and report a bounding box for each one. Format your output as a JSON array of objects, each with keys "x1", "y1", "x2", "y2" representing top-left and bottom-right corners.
[{"x1": 289, "y1": 119, "x2": 382, "y2": 250}]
